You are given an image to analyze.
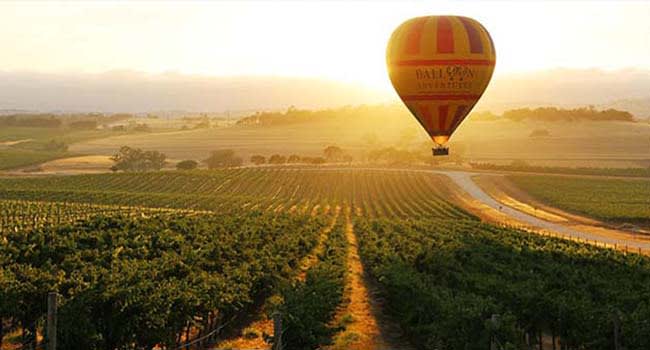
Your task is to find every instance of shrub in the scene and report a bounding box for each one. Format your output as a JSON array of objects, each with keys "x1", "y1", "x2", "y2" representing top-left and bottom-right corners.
[
  {"x1": 176, "y1": 160, "x2": 198, "y2": 170},
  {"x1": 268, "y1": 154, "x2": 287, "y2": 165},
  {"x1": 203, "y1": 150, "x2": 243, "y2": 169},
  {"x1": 250, "y1": 155, "x2": 266, "y2": 165}
]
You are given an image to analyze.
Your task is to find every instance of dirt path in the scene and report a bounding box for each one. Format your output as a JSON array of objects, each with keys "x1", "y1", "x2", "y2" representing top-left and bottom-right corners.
[
  {"x1": 328, "y1": 208, "x2": 414, "y2": 350},
  {"x1": 436, "y1": 170, "x2": 650, "y2": 252}
]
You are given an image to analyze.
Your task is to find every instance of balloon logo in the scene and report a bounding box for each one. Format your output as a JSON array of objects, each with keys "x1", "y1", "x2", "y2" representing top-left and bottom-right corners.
[{"x1": 386, "y1": 16, "x2": 496, "y2": 155}]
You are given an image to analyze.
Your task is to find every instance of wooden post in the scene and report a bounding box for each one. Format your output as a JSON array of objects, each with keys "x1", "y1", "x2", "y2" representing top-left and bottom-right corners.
[
  {"x1": 47, "y1": 292, "x2": 57, "y2": 350},
  {"x1": 272, "y1": 312, "x2": 282, "y2": 350},
  {"x1": 613, "y1": 311, "x2": 621, "y2": 350},
  {"x1": 489, "y1": 314, "x2": 499, "y2": 350}
]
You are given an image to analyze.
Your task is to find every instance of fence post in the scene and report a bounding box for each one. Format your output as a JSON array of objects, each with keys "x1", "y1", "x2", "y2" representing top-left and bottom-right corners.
[
  {"x1": 272, "y1": 312, "x2": 282, "y2": 350},
  {"x1": 613, "y1": 310, "x2": 621, "y2": 350},
  {"x1": 489, "y1": 314, "x2": 499, "y2": 350},
  {"x1": 47, "y1": 292, "x2": 57, "y2": 350}
]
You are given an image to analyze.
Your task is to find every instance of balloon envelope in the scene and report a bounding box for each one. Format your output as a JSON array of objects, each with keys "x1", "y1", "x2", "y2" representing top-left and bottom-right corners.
[{"x1": 386, "y1": 16, "x2": 496, "y2": 146}]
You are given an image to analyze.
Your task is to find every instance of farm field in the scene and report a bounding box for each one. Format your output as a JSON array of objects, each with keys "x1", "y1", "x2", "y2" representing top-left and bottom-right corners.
[
  {"x1": 0, "y1": 208, "x2": 327, "y2": 349},
  {"x1": 0, "y1": 126, "x2": 126, "y2": 170},
  {"x1": 508, "y1": 175, "x2": 650, "y2": 226},
  {"x1": 355, "y1": 217, "x2": 650, "y2": 349},
  {"x1": 0, "y1": 168, "x2": 471, "y2": 218},
  {"x1": 2, "y1": 168, "x2": 650, "y2": 349},
  {"x1": 4, "y1": 2, "x2": 650, "y2": 350},
  {"x1": 68, "y1": 119, "x2": 650, "y2": 169}
]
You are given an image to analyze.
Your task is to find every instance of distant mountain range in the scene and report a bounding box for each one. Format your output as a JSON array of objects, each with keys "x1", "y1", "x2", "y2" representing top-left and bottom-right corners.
[{"x1": 1, "y1": 68, "x2": 649, "y2": 118}]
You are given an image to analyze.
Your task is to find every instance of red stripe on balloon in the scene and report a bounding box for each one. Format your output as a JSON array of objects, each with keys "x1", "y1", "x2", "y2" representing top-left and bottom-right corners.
[
  {"x1": 405, "y1": 17, "x2": 428, "y2": 55},
  {"x1": 401, "y1": 94, "x2": 481, "y2": 101},
  {"x1": 390, "y1": 59, "x2": 495, "y2": 66},
  {"x1": 459, "y1": 17, "x2": 483, "y2": 54},
  {"x1": 437, "y1": 16, "x2": 454, "y2": 54},
  {"x1": 438, "y1": 105, "x2": 449, "y2": 131},
  {"x1": 417, "y1": 105, "x2": 434, "y2": 132},
  {"x1": 449, "y1": 105, "x2": 468, "y2": 132}
]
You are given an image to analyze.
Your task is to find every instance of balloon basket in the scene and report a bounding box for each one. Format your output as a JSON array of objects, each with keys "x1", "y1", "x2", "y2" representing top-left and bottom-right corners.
[{"x1": 432, "y1": 147, "x2": 449, "y2": 156}]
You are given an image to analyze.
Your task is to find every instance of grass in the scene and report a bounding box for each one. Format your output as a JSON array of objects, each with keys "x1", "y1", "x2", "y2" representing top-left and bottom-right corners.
[
  {"x1": 0, "y1": 148, "x2": 70, "y2": 170},
  {"x1": 0, "y1": 127, "x2": 137, "y2": 170},
  {"x1": 508, "y1": 175, "x2": 650, "y2": 225},
  {"x1": 68, "y1": 118, "x2": 650, "y2": 168}
]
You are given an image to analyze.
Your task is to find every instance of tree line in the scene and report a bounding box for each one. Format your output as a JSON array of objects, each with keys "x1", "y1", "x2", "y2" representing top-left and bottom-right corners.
[
  {"x1": 473, "y1": 106, "x2": 635, "y2": 122},
  {"x1": 0, "y1": 113, "x2": 133, "y2": 129},
  {"x1": 110, "y1": 144, "x2": 469, "y2": 172}
]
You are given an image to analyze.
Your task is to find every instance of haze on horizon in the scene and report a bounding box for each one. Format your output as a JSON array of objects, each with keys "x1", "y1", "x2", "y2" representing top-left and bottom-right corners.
[{"x1": 1, "y1": 1, "x2": 650, "y2": 113}]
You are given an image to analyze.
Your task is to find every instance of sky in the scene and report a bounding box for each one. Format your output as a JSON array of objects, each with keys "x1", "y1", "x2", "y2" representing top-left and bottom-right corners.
[{"x1": 1, "y1": 0, "x2": 649, "y2": 93}]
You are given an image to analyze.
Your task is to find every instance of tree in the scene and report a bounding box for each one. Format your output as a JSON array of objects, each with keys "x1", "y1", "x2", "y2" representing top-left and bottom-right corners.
[
  {"x1": 323, "y1": 146, "x2": 344, "y2": 162},
  {"x1": 250, "y1": 155, "x2": 266, "y2": 165},
  {"x1": 268, "y1": 154, "x2": 287, "y2": 165},
  {"x1": 110, "y1": 146, "x2": 166, "y2": 172},
  {"x1": 176, "y1": 160, "x2": 198, "y2": 170},
  {"x1": 287, "y1": 154, "x2": 301, "y2": 163},
  {"x1": 203, "y1": 149, "x2": 243, "y2": 169}
]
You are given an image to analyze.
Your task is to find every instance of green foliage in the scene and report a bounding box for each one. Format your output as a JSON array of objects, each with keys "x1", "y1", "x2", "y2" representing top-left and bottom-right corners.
[
  {"x1": 355, "y1": 218, "x2": 650, "y2": 349},
  {"x1": 281, "y1": 222, "x2": 348, "y2": 349},
  {"x1": 470, "y1": 163, "x2": 650, "y2": 178},
  {"x1": 110, "y1": 145, "x2": 167, "y2": 172},
  {"x1": 0, "y1": 148, "x2": 68, "y2": 170},
  {"x1": 0, "y1": 169, "x2": 472, "y2": 219},
  {"x1": 0, "y1": 211, "x2": 324, "y2": 349},
  {"x1": 175, "y1": 159, "x2": 198, "y2": 170},
  {"x1": 509, "y1": 175, "x2": 650, "y2": 225},
  {"x1": 203, "y1": 149, "x2": 243, "y2": 168}
]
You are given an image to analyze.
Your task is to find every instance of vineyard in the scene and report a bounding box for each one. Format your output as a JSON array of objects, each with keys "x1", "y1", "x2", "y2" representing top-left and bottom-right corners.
[
  {"x1": 1, "y1": 168, "x2": 649, "y2": 349},
  {"x1": 508, "y1": 175, "x2": 650, "y2": 226},
  {"x1": 0, "y1": 210, "x2": 328, "y2": 349},
  {"x1": 355, "y1": 217, "x2": 650, "y2": 349},
  {"x1": 0, "y1": 200, "x2": 210, "y2": 234},
  {"x1": 0, "y1": 169, "x2": 471, "y2": 219}
]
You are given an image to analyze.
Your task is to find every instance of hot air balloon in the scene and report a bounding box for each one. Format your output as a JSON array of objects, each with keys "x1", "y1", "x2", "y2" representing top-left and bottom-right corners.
[{"x1": 386, "y1": 16, "x2": 496, "y2": 156}]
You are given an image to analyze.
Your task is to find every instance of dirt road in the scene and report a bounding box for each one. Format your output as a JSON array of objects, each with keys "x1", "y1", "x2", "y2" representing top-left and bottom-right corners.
[{"x1": 435, "y1": 170, "x2": 650, "y2": 251}]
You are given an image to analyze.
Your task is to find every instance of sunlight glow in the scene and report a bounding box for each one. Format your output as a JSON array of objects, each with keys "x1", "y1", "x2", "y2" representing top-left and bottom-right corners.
[{"x1": 0, "y1": 1, "x2": 649, "y2": 91}]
